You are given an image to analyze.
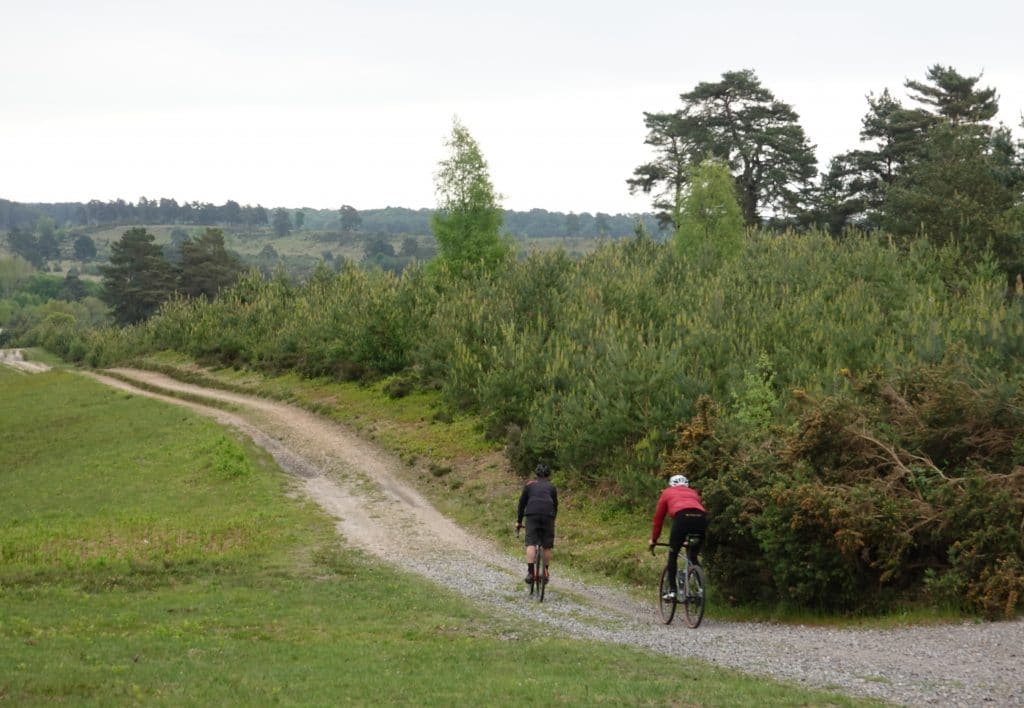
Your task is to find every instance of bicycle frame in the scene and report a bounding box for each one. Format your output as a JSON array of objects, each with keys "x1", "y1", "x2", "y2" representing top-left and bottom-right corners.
[{"x1": 652, "y1": 537, "x2": 705, "y2": 627}]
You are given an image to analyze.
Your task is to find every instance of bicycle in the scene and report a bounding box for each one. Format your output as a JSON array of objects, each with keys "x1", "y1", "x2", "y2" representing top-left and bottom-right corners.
[
  {"x1": 516, "y1": 526, "x2": 549, "y2": 602},
  {"x1": 651, "y1": 537, "x2": 706, "y2": 627}
]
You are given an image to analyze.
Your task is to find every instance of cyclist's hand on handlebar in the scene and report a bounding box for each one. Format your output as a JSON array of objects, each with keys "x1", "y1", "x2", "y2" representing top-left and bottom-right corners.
[{"x1": 648, "y1": 539, "x2": 656, "y2": 555}]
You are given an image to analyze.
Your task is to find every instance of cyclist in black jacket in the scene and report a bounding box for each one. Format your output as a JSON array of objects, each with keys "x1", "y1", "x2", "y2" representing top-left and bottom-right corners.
[{"x1": 516, "y1": 463, "x2": 558, "y2": 584}]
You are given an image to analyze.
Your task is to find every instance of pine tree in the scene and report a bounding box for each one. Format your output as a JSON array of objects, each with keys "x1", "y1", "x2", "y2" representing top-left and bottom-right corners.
[
  {"x1": 630, "y1": 69, "x2": 817, "y2": 228},
  {"x1": 99, "y1": 227, "x2": 176, "y2": 324}
]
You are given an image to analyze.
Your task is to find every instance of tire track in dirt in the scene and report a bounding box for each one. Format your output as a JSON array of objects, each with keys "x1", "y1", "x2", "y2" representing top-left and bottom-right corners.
[{"x1": 83, "y1": 368, "x2": 1024, "y2": 707}]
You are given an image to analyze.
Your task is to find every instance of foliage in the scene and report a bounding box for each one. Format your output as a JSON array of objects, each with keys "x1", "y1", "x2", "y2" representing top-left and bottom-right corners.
[
  {"x1": 821, "y1": 63, "x2": 1023, "y2": 255},
  {"x1": 631, "y1": 69, "x2": 817, "y2": 227},
  {"x1": 99, "y1": 227, "x2": 177, "y2": 325},
  {"x1": 882, "y1": 124, "x2": 1022, "y2": 273},
  {"x1": 674, "y1": 158, "x2": 746, "y2": 262},
  {"x1": 130, "y1": 263, "x2": 426, "y2": 379},
  {"x1": 72, "y1": 233, "x2": 97, "y2": 260},
  {"x1": 4, "y1": 227, "x2": 46, "y2": 268},
  {"x1": 904, "y1": 64, "x2": 999, "y2": 127},
  {"x1": 0, "y1": 265, "x2": 109, "y2": 350},
  {"x1": 339, "y1": 204, "x2": 362, "y2": 232},
  {"x1": 666, "y1": 358, "x2": 1024, "y2": 616},
  {"x1": 430, "y1": 118, "x2": 511, "y2": 278},
  {"x1": 0, "y1": 255, "x2": 36, "y2": 296},
  {"x1": 178, "y1": 228, "x2": 243, "y2": 299},
  {"x1": 272, "y1": 207, "x2": 292, "y2": 237}
]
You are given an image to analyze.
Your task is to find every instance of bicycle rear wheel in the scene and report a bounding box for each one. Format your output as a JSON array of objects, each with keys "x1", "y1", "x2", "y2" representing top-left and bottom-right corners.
[
  {"x1": 537, "y1": 556, "x2": 547, "y2": 602},
  {"x1": 683, "y1": 565, "x2": 705, "y2": 628},
  {"x1": 658, "y1": 566, "x2": 677, "y2": 624}
]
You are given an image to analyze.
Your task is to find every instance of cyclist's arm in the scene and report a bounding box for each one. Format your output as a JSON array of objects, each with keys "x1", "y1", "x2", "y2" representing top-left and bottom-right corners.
[
  {"x1": 650, "y1": 493, "x2": 668, "y2": 542},
  {"x1": 516, "y1": 485, "x2": 529, "y2": 525}
]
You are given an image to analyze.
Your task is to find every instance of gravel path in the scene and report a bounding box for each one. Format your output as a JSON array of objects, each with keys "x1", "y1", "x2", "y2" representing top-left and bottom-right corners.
[{"x1": 88, "y1": 368, "x2": 1024, "y2": 707}]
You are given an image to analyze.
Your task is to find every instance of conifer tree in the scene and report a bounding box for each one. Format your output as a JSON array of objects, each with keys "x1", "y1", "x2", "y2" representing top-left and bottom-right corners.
[
  {"x1": 99, "y1": 227, "x2": 176, "y2": 324},
  {"x1": 630, "y1": 69, "x2": 817, "y2": 228}
]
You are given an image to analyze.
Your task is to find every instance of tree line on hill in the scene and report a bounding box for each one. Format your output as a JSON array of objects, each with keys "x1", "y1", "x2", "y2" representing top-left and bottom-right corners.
[{"x1": 0, "y1": 198, "x2": 660, "y2": 242}]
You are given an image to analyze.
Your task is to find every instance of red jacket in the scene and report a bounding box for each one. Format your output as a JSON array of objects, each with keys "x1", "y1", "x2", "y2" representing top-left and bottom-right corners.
[{"x1": 650, "y1": 486, "x2": 705, "y2": 541}]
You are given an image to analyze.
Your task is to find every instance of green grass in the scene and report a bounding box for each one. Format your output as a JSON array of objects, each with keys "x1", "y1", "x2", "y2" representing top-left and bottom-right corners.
[{"x1": 0, "y1": 368, "x2": 877, "y2": 705}]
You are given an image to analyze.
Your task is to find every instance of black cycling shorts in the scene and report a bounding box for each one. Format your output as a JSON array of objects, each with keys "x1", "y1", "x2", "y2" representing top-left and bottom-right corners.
[{"x1": 524, "y1": 515, "x2": 555, "y2": 549}]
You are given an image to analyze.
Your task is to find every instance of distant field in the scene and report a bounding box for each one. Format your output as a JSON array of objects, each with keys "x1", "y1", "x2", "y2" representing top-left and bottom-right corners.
[
  {"x1": 87, "y1": 224, "x2": 371, "y2": 262},
  {"x1": 84, "y1": 224, "x2": 609, "y2": 263},
  {"x1": 0, "y1": 368, "x2": 870, "y2": 705}
]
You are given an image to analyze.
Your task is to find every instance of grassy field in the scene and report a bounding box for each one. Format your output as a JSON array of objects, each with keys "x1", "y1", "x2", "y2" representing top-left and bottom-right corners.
[{"x1": 0, "y1": 366, "x2": 874, "y2": 705}]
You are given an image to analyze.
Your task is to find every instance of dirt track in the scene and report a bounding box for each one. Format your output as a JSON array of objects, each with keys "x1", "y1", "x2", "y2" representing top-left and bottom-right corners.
[
  {"x1": 0, "y1": 348, "x2": 51, "y2": 373},
  {"x1": 83, "y1": 368, "x2": 1024, "y2": 707}
]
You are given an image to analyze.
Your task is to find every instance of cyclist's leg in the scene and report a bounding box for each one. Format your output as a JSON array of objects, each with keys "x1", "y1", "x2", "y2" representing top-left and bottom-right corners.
[
  {"x1": 667, "y1": 514, "x2": 687, "y2": 593},
  {"x1": 524, "y1": 516, "x2": 541, "y2": 580},
  {"x1": 540, "y1": 517, "x2": 555, "y2": 575}
]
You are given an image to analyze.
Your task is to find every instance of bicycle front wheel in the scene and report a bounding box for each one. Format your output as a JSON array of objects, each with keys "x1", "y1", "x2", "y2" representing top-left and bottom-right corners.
[
  {"x1": 658, "y1": 566, "x2": 676, "y2": 624},
  {"x1": 683, "y1": 565, "x2": 705, "y2": 628}
]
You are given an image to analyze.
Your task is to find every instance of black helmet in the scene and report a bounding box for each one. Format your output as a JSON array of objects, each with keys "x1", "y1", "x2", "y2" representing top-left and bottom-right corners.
[{"x1": 535, "y1": 463, "x2": 551, "y2": 478}]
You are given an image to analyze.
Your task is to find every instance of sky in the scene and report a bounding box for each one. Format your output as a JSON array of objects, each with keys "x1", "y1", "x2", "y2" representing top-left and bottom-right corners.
[{"x1": 2, "y1": 0, "x2": 1023, "y2": 216}]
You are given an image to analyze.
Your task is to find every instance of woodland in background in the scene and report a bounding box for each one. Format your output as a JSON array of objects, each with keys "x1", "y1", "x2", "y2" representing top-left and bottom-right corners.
[{"x1": 2, "y1": 64, "x2": 1023, "y2": 617}]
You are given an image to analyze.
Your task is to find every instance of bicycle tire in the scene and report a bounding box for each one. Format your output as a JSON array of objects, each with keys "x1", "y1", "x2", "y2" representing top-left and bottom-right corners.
[
  {"x1": 683, "y1": 564, "x2": 705, "y2": 628},
  {"x1": 658, "y1": 566, "x2": 677, "y2": 624},
  {"x1": 537, "y1": 554, "x2": 547, "y2": 602}
]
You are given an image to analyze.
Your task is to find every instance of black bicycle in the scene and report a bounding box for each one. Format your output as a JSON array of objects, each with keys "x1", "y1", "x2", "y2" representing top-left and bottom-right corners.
[
  {"x1": 517, "y1": 526, "x2": 548, "y2": 602},
  {"x1": 652, "y1": 537, "x2": 706, "y2": 627}
]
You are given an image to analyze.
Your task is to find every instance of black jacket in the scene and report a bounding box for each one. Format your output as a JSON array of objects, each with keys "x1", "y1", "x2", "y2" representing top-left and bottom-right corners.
[{"x1": 517, "y1": 478, "x2": 558, "y2": 521}]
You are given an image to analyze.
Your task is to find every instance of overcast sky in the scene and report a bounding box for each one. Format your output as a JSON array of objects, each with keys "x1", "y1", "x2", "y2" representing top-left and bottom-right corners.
[{"x1": 3, "y1": 0, "x2": 1022, "y2": 215}]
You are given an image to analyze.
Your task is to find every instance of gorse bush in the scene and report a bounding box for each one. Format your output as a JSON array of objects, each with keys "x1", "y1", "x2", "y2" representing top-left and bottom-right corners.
[
  {"x1": 665, "y1": 359, "x2": 1024, "y2": 616},
  {"x1": 66, "y1": 228, "x2": 1024, "y2": 615}
]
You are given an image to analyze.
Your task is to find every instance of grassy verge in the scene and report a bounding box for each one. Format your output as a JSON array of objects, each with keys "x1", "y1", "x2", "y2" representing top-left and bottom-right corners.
[{"x1": 0, "y1": 366, "x2": 873, "y2": 705}]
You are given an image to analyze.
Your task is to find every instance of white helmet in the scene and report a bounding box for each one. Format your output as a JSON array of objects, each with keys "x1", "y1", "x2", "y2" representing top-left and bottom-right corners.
[{"x1": 669, "y1": 474, "x2": 689, "y2": 488}]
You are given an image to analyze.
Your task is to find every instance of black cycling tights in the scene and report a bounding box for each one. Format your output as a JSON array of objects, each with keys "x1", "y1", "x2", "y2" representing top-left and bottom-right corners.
[{"x1": 667, "y1": 511, "x2": 707, "y2": 590}]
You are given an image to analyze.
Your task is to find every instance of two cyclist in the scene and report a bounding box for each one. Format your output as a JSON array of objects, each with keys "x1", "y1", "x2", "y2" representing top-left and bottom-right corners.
[
  {"x1": 515, "y1": 463, "x2": 558, "y2": 585},
  {"x1": 648, "y1": 474, "x2": 707, "y2": 600},
  {"x1": 514, "y1": 466, "x2": 705, "y2": 602}
]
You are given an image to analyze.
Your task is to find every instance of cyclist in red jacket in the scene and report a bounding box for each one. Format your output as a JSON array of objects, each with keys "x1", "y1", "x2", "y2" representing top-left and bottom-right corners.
[{"x1": 648, "y1": 474, "x2": 707, "y2": 600}]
